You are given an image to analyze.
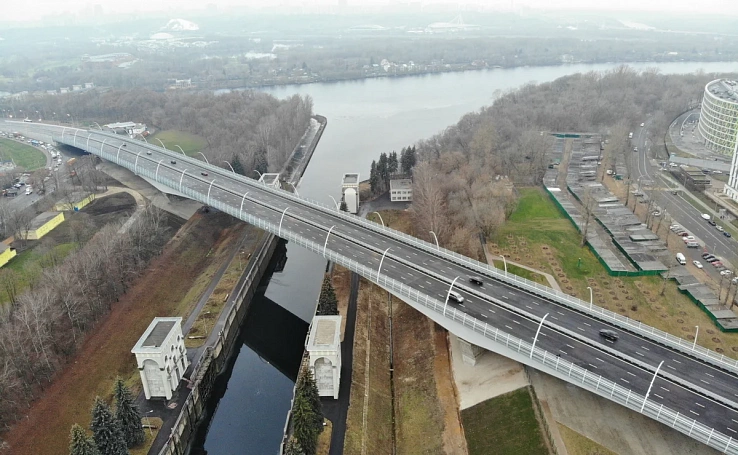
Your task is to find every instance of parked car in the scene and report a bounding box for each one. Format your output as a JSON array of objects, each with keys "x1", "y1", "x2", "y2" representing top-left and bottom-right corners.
[
  {"x1": 721, "y1": 270, "x2": 733, "y2": 276},
  {"x1": 682, "y1": 236, "x2": 696, "y2": 242},
  {"x1": 702, "y1": 213, "x2": 712, "y2": 220},
  {"x1": 707, "y1": 220, "x2": 717, "y2": 226},
  {"x1": 702, "y1": 252, "x2": 713, "y2": 259},
  {"x1": 693, "y1": 260, "x2": 704, "y2": 269},
  {"x1": 705, "y1": 256, "x2": 718, "y2": 263},
  {"x1": 676, "y1": 231, "x2": 690, "y2": 237},
  {"x1": 716, "y1": 226, "x2": 724, "y2": 232},
  {"x1": 713, "y1": 261, "x2": 724, "y2": 268},
  {"x1": 724, "y1": 232, "x2": 732, "y2": 238}
]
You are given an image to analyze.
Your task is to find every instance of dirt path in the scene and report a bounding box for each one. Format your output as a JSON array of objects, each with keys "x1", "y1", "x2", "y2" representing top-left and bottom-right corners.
[{"x1": 1, "y1": 212, "x2": 242, "y2": 455}]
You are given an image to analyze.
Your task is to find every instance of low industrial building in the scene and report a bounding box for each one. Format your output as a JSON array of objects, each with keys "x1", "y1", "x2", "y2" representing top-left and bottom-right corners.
[
  {"x1": 0, "y1": 243, "x2": 16, "y2": 268},
  {"x1": 341, "y1": 173, "x2": 360, "y2": 214},
  {"x1": 20, "y1": 211, "x2": 65, "y2": 240},
  {"x1": 389, "y1": 175, "x2": 413, "y2": 202},
  {"x1": 54, "y1": 192, "x2": 95, "y2": 212},
  {"x1": 131, "y1": 317, "x2": 189, "y2": 400},
  {"x1": 307, "y1": 316, "x2": 342, "y2": 399},
  {"x1": 675, "y1": 166, "x2": 711, "y2": 191}
]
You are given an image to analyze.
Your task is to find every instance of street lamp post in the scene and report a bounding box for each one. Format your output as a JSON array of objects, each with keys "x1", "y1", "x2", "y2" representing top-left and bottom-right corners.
[
  {"x1": 287, "y1": 182, "x2": 299, "y2": 197},
  {"x1": 530, "y1": 313, "x2": 549, "y2": 358},
  {"x1": 179, "y1": 169, "x2": 187, "y2": 192},
  {"x1": 239, "y1": 192, "x2": 249, "y2": 219},
  {"x1": 500, "y1": 255, "x2": 507, "y2": 275},
  {"x1": 430, "y1": 231, "x2": 440, "y2": 250},
  {"x1": 278, "y1": 207, "x2": 289, "y2": 238},
  {"x1": 323, "y1": 226, "x2": 335, "y2": 257},
  {"x1": 328, "y1": 195, "x2": 339, "y2": 210},
  {"x1": 377, "y1": 247, "x2": 391, "y2": 280},
  {"x1": 197, "y1": 152, "x2": 209, "y2": 164},
  {"x1": 155, "y1": 160, "x2": 164, "y2": 179},
  {"x1": 587, "y1": 286, "x2": 593, "y2": 310},
  {"x1": 641, "y1": 361, "x2": 665, "y2": 413},
  {"x1": 443, "y1": 276, "x2": 461, "y2": 316},
  {"x1": 372, "y1": 211, "x2": 385, "y2": 227},
  {"x1": 134, "y1": 151, "x2": 142, "y2": 173},
  {"x1": 206, "y1": 179, "x2": 216, "y2": 206},
  {"x1": 254, "y1": 169, "x2": 263, "y2": 181},
  {"x1": 155, "y1": 138, "x2": 167, "y2": 150},
  {"x1": 693, "y1": 326, "x2": 699, "y2": 350},
  {"x1": 223, "y1": 161, "x2": 235, "y2": 173},
  {"x1": 174, "y1": 145, "x2": 186, "y2": 155},
  {"x1": 92, "y1": 121, "x2": 102, "y2": 131}
]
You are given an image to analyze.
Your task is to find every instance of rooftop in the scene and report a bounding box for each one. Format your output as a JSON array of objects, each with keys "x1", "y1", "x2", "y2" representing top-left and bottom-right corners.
[
  {"x1": 30, "y1": 211, "x2": 62, "y2": 230},
  {"x1": 706, "y1": 79, "x2": 738, "y2": 104},
  {"x1": 307, "y1": 315, "x2": 341, "y2": 350},
  {"x1": 131, "y1": 317, "x2": 182, "y2": 352},
  {"x1": 342, "y1": 173, "x2": 359, "y2": 185},
  {"x1": 390, "y1": 178, "x2": 412, "y2": 190}
]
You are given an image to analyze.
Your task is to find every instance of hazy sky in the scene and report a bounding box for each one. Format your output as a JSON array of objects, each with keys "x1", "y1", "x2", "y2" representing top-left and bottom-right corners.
[{"x1": 9, "y1": 0, "x2": 738, "y2": 22}]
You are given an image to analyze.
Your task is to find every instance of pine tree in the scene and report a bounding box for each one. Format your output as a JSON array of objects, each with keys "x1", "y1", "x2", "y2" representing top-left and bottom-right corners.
[
  {"x1": 377, "y1": 152, "x2": 389, "y2": 191},
  {"x1": 90, "y1": 397, "x2": 128, "y2": 455},
  {"x1": 69, "y1": 424, "x2": 100, "y2": 455},
  {"x1": 291, "y1": 394, "x2": 318, "y2": 455},
  {"x1": 369, "y1": 160, "x2": 379, "y2": 194},
  {"x1": 113, "y1": 378, "x2": 145, "y2": 448},
  {"x1": 339, "y1": 200, "x2": 348, "y2": 212},
  {"x1": 401, "y1": 145, "x2": 417, "y2": 174},
  {"x1": 231, "y1": 155, "x2": 245, "y2": 175},
  {"x1": 297, "y1": 369, "x2": 324, "y2": 433},
  {"x1": 284, "y1": 435, "x2": 305, "y2": 455},
  {"x1": 388, "y1": 151, "x2": 399, "y2": 175},
  {"x1": 316, "y1": 275, "x2": 338, "y2": 316}
]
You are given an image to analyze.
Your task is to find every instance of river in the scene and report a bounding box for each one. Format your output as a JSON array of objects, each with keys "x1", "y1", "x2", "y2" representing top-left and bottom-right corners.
[{"x1": 195, "y1": 61, "x2": 738, "y2": 455}]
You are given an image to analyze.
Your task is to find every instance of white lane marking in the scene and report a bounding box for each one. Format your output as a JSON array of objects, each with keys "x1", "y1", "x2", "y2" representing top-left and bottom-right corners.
[
  {"x1": 641, "y1": 346, "x2": 650, "y2": 351},
  {"x1": 419, "y1": 285, "x2": 425, "y2": 289},
  {"x1": 672, "y1": 359, "x2": 681, "y2": 364},
  {"x1": 532, "y1": 302, "x2": 539, "y2": 305},
  {"x1": 666, "y1": 365, "x2": 676, "y2": 370},
  {"x1": 559, "y1": 350, "x2": 567, "y2": 355},
  {"x1": 502, "y1": 295, "x2": 509, "y2": 299},
  {"x1": 583, "y1": 322, "x2": 591, "y2": 327},
  {"x1": 588, "y1": 363, "x2": 598, "y2": 369},
  {"x1": 488, "y1": 309, "x2": 496, "y2": 314},
  {"x1": 566, "y1": 344, "x2": 575, "y2": 349},
  {"x1": 627, "y1": 371, "x2": 637, "y2": 377},
  {"x1": 660, "y1": 387, "x2": 670, "y2": 392},
  {"x1": 690, "y1": 410, "x2": 700, "y2": 416},
  {"x1": 513, "y1": 320, "x2": 521, "y2": 325},
  {"x1": 595, "y1": 357, "x2": 604, "y2": 362},
  {"x1": 620, "y1": 378, "x2": 630, "y2": 384},
  {"x1": 551, "y1": 316, "x2": 558, "y2": 320},
  {"x1": 577, "y1": 327, "x2": 585, "y2": 332},
  {"x1": 525, "y1": 305, "x2": 533, "y2": 309},
  {"x1": 557, "y1": 311, "x2": 565, "y2": 316},
  {"x1": 505, "y1": 325, "x2": 514, "y2": 330},
  {"x1": 695, "y1": 403, "x2": 705, "y2": 408},
  {"x1": 700, "y1": 379, "x2": 710, "y2": 385},
  {"x1": 728, "y1": 428, "x2": 737, "y2": 434},
  {"x1": 705, "y1": 372, "x2": 714, "y2": 378},
  {"x1": 732, "y1": 419, "x2": 738, "y2": 424},
  {"x1": 654, "y1": 393, "x2": 663, "y2": 399},
  {"x1": 481, "y1": 313, "x2": 488, "y2": 319},
  {"x1": 635, "y1": 352, "x2": 644, "y2": 357}
]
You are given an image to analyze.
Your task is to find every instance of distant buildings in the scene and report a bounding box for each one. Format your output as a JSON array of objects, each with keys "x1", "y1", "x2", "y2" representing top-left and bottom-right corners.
[
  {"x1": 698, "y1": 79, "x2": 738, "y2": 157},
  {"x1": 390, "y1": 175, "x2": 413, "y2": 202},
  {"x1": 699, "y1": 79, "x2": 738, "y2": 202},
  {"x1": 20, "y1": 211, "x2": 65, "y2": 240}
]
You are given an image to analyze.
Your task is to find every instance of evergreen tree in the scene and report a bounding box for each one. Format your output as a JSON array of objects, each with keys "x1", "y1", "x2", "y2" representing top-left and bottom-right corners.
[
  {"x1": 69, "y1": 424, "x2": 100, "y2": 455},
  {"x1": 316, "y1": 275, "x2": 338, "y2": 316},
  {"x1": 377, "y1": 152, "x2": 389, "y2": 190},
  {"x1": 113, "y1": 377, "x2": 145, "y2": 448},
  {"x1": 90, "y1": 397, "x2": 128, "y2": 455},
  {"x1": 369, "y1": 160, "x2": 379, "y2": 194},
  {"x1": 297, "y1": 369, "x2": 323, "y2": 432},
  {"x1": 291, "y1": 393, "x2": 318, "y2": 455},
  {"x1": 231, "y1": 155, "x2": 245, "y2": 175},
  {"x1": 284, "y1": 435, "x2": 305, "y2": 455},
  {"x1": 388, "y1": 150, "x2": 399, "y2": 175},
  {"x1": 339, "y1": 200, "x2": 348, "y2": 212},
  {"x1": 400, "y1": 145, "x2": 417, "y2": 174},
  {"x1": 254, "y1": 146, "x2": 269, "y2": 176}
]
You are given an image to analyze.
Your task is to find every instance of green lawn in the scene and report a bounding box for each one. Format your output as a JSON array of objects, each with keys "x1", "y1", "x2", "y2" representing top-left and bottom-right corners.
[
  {"x1": 462, "y1": 387, "x2": 548, "y2": 455},
  {"x1": 496, "y1": 188, "x2": 600, "y2": 283},
  {"x1": 149, "y1": 130, "x2": 207, "y2": 157},
  {"x1": 1, "y1": 243, "x2": 77, "y2": 303},
  {"x1": 0, "y1": 138, "x2": 46, "y2": 171},
  {"x1": 491, "y1": 260, "x2": 550, "y2": 286}
]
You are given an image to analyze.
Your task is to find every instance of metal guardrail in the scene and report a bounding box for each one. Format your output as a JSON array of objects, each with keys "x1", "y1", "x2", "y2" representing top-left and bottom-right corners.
[
  {"x1": 58, "y1": 132, "x2": 738, "y2": 455},
  {"x1": 55, "y1": 128, "x2": 738, "y2": 374}
]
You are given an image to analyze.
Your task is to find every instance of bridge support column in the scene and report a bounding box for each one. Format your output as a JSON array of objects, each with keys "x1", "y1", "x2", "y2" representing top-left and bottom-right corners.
[{"x1": 458, "y1": 338, "x2": 485, "y2": 366}]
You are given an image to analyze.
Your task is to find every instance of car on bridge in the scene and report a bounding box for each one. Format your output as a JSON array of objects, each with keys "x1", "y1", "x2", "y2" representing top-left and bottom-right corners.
[
  {"x1": 469, "y1": 276, "x2": 483, "y2": 285},
  {"x1": 599, "y1": 329, "x2": 619, "y2": 341},
  {"x1": 447, "y1": 291, "x2": 464, "y2": 303}
]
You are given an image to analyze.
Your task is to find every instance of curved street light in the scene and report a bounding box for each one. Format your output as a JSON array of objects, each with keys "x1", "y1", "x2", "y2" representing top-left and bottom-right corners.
[
  {"x1": 430, "y1": 231, "x2": 440, "y2": 250},
  {"x1": 254, "y1": 169, "x2": 263, "y2": 180},
  {"x1": 155, "y1": 138, "x2": 167, "y2": 150},
  {"x1": 92, "y1": 121, "x2": 103, "y2": 131},
  {"x1": 223, "y1": 161, "x2": 235, "y2": 173},
  {"x1": 443, "y1": 276, "x2": 461, "y2": 316},
  {"x1": 287, "y1": 182, "x2": 300, "y2": 197},
  {"x1": 174, "y1": 145, "x2": 186, "y2": 155},
  {"x1": 372, "y1": 212, "x2": 385, "y2": 227},
  {"x1": 328, "y1": 195, "x2": 339, "y2": 210},
  {"x1": 197, "y1": 152, "x2": 209, "y2": 164}
]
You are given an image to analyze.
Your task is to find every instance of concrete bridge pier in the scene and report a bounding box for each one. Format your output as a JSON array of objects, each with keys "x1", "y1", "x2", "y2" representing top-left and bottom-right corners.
[{"x1": 458, "y1": 338, "x2": 485, "y2": 366}]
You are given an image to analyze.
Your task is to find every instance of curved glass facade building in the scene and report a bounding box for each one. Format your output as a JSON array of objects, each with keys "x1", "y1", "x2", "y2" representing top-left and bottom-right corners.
[{"x1": 698, "y1": 79, "x2": 738, "y2": 157}]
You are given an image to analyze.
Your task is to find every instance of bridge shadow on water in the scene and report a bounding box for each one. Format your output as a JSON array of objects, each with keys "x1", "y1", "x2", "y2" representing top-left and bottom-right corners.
[{"x1": 190, "y1": 240, "x2": 310, "y2": 455}]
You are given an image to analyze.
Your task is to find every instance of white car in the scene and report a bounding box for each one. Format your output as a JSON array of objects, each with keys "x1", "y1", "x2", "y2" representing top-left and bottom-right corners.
[
  {"x1": 670, "y1": 224, "x2": 681, "y2": 231},
  {"x1": 701, "y1": 213, "x2": 711, "y2": 220},
  {"x1": 716, "y1": 226, "x2": 724, "y2": 232},
  {"x1": 720, "y1": 270, "x2": 733, "y2": 276},
  {"x1": 693, "y1": 260, "x2": 703, "y2": 269},
  {"x1": 640, "y1": 122, "x2": 645, "y2": 127},
  {"x1": 682, "y1": 236, "x2": 696, "y2": 242}
]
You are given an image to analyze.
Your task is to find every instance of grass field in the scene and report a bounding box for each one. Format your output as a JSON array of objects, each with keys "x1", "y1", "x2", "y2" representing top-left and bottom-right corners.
[
  {"x1": 0, "y1": 138, "x2": 46, "y2": 170},
  {"x1": 150, "y1": 130, "x2": 207, "y2": 157},
  {"x1": 557, "y1": 423, "x2": 618, "y2": 455},
  {"x1": 1, "y1": 243, "x2": 77, "y2": 303},
  {"x1": 461, "y1": 387, "x2": 548, "y2": 455},
  {"x1": 492, "y1": 187, "x2": 738, "y2": 357},
  {"x1": 491, "y1": 260, "x2": 549, "y2": 286}
]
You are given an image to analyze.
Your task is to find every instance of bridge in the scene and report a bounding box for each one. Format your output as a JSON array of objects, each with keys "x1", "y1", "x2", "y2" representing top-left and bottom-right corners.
[{"x1": 8, "y1": 121, "x2": 738, "y2": 453}]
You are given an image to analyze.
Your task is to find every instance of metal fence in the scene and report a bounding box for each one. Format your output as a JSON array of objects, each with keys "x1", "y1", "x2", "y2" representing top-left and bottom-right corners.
[{"x1": 53, "y1": 131, "x2": 738, "y2": 455}]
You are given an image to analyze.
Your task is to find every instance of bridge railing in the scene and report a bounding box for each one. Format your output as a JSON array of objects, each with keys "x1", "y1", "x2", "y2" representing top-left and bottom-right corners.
[{"x1": 74, "y1": 134, "x2": 738, "y2": 454}]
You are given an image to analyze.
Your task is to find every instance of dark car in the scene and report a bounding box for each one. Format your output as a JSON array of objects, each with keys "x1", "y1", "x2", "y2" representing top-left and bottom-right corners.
[
  {"x1": 702, "y1": 252, "x2": 712, "y2": 259},
  {"x1": 599, "y1": 329, "x2": 619, "y2": 341},
  {"x1": 122, "y1": 143, "x2": 127, "y2": 147},
  {"x1": 724, "y1": 232, "x2": 732, "y2": 238},
  {"x1": 705, "y1": 256, "x2": 719, "y2": 263},
  {"x1": 469, "y1": 276, "x2": 483, "y2": 285},
  {"x1": 170, "y1": 160, "x2": 177, "y2": 165},
  {"x1": 201, "y1": 171, "x2": 209, "y2": 176},
  {"x1": 146, "y1": 151, "x2": 152, "y2": 155},
  {"x1": 707, "y1": 220, "x2": 717, "y2": 226}
]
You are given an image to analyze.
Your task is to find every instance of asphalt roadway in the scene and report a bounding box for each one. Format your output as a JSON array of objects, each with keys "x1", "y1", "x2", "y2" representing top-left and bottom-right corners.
[{"x1": 11, "y1": 121, "x2": 738, "y2": 447}]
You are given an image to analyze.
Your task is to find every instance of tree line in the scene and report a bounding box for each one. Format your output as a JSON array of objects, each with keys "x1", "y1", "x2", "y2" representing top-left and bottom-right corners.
[
  {"x1": 0, "y1": 205, "x2": 171, "y2": 437},
  {"x1": 285, "y1": 368, "x2": 324, "y2": 455},
  {"x1": 1, "y1": 88, "x2": 314, "y2": 177},
  {"x1": 408, "y1": 67, "x2": 725, "y2": 257},
  {"x1": 368, "y1": 146, "x2": 416, "y2": 196}
]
